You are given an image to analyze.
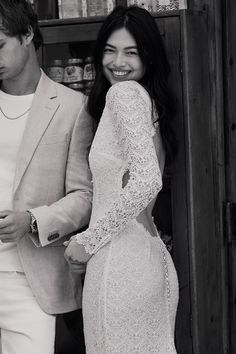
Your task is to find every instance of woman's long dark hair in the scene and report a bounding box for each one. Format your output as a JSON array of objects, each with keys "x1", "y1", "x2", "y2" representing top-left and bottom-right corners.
[{"x1": 87, "y1": 5, "x2": 177, "y2": 161}]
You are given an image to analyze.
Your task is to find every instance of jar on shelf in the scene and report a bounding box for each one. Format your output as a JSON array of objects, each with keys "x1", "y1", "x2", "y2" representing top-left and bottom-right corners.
[
  {"x1": 63, "y1": 58, "x2": 84, "y2": 85},
  {"x1": 68, "y1": 82, "x2": 84, "y2": 92},
  {"x1": 47, "y1": 59, "x2": 64, "y2": 83},
  {"x1": 83, "y1": 56, "x2": 95, "y2": 82}
]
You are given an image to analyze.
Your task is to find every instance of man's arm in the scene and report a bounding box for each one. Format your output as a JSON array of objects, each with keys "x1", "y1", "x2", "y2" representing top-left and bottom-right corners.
[
  {"x1": 29, "y1": 104, "x2": 94, "y2": 247},
  {"x1": 0, "y1": 101, "x2": 94, "y2": 246}
]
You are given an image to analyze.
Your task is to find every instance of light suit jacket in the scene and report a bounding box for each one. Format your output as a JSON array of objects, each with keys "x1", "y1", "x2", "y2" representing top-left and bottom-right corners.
[{"x1": 13, "y1": 71, "x2": 93, "y2": 314}]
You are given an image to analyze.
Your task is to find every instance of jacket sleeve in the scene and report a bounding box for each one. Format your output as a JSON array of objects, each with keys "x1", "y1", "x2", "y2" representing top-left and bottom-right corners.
[
  {"x1": 29, "y1": 103, "x2": 93, "y2": 247},
  {"x1": 75, "y1": 81, "x2": 163, "y2": 255}
]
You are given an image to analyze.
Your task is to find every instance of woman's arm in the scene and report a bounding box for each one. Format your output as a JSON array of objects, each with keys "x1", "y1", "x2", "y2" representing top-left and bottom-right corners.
[{"x1": 76, "y1": 81, "x2": 163, "y2": 255}]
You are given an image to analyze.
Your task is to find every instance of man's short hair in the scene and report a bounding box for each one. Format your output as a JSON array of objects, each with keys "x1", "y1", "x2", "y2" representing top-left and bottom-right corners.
[{"x1": 0, "y1": 0, "x2": 43, "y2": 50}]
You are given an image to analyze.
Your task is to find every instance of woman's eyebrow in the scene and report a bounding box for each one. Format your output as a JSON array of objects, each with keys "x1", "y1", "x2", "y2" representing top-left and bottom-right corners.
[{"x1": 105, "y1": 43, "x2": 137, "y2": 50}]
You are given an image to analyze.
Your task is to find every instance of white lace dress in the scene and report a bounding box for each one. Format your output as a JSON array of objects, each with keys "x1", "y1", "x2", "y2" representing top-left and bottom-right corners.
[{"x1": 76, "y1": 80, "x2": 179, "y2": 353}]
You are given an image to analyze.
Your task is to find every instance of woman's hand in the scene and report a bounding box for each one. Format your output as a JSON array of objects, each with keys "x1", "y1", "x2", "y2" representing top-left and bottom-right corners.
[{"x1": 64, "y1": 235, "x2": 91, "y2": 273}]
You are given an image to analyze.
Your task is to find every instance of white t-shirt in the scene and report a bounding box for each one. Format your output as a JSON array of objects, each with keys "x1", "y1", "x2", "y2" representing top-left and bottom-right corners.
[{"x1": 0, "y1": 89, "x2": 34, "y2": 271}]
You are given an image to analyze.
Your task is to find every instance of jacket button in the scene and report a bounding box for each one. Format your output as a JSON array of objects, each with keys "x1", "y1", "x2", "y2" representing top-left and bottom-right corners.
[{"x1": 48, "y1": 233, "x2": 59, "y2": 241}]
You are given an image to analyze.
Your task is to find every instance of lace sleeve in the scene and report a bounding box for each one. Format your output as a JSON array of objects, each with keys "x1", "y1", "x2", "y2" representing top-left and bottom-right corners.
[{"x1": 75, "y1": 81, "x2": 163, "y2": 255}]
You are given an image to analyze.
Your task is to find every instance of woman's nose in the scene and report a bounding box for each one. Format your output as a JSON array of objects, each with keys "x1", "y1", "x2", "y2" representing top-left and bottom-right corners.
[{"x1": 113, "y1": 52, "x2": 125, "y2": 67}]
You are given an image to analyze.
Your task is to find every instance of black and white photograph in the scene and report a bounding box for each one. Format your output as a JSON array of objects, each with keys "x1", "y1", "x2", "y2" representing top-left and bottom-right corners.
[{"x1": 0, "y1": 0, "x2": 234, "y2": 353}]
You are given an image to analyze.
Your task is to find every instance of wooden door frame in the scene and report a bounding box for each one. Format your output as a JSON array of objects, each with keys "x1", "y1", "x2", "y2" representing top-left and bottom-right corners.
[
  {"x1": 223, "y1": 0, "x2": 236, "y2": 352},
  {"x1": 179, "y1": 9, "x2": 228, "y2": 354}
]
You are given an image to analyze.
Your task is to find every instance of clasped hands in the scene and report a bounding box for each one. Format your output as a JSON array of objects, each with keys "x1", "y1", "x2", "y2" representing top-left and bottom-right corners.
[
  {"x1": 0, "y1": 210, "x2": 91, "y2": 274},
  {"x1": 64, "y1": 235, "x2": 91, "y2": 273},
  {"x1": 0, "y1": 210, "x2": 30, "y2": 244}
]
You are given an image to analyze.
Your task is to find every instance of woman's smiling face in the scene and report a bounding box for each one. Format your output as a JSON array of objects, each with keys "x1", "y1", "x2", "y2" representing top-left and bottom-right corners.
[{"x1": 102, "y1": 27, "x2": 145, "y2": 85}]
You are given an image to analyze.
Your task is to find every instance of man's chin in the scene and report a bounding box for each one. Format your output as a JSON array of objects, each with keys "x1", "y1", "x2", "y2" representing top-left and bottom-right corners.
[{"x1": 0, "y1": 73, "x2": 7, "y2": 80}]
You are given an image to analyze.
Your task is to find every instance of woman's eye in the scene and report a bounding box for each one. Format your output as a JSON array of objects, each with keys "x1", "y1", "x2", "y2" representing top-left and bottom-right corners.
[
  {"x1": 126, "y1": 51, "x2": 138, "y2": 56},
  {"x1": 104, "y1": 48, "x2": 114, "y2": 53}
]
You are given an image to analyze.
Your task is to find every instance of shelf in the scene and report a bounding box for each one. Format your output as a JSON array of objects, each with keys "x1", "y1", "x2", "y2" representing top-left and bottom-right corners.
[
  {"x1": 39, "y1": 9, "x2": 182, "y2": 27},
  {"x1": 39, "y1": 16, "x2": 107, "y2": 27},
  {"x1": 39, "y1": 10, "x2": 184, "y2": 44}
]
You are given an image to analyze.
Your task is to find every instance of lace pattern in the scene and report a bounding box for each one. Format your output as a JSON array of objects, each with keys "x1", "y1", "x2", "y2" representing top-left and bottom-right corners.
[{"x1": 75, "y1": 81, "x2": 162, "y2": 254}]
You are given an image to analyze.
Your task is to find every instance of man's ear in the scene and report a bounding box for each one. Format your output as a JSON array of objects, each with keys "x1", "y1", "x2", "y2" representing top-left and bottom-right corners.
[{"x1": 24, "y1": 25, "x2": 34, "y2": 45}]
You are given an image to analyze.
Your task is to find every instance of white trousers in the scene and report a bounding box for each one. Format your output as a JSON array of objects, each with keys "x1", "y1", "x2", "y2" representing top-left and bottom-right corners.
[{"x1": 0, "y1": 271, "x2": 55, "y2": 354}]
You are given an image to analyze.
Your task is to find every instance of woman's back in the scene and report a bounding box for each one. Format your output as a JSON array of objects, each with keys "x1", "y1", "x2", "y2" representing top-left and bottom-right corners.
[{"x1": 137, "y1": 127, "x2": 166, "y2": 236}]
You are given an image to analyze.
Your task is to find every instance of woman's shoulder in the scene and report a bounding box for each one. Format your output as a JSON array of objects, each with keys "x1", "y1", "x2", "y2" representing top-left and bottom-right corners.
[
  {"x1": 105, "y1": 81, "x2": 157, "y2": 136},
  {"x1": 106, "y1": 80, "x2": 152, "y2": 108}
]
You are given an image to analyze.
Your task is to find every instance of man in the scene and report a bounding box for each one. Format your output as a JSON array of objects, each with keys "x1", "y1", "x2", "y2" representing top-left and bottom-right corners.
[{"x1": 0, "y1": 0, "x2": 93, "y2": 353}]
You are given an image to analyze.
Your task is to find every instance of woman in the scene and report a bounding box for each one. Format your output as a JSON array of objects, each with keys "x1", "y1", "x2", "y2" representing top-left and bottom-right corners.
[{"x1": 65, "y1": 5, "x2": 179, "y2": 353}]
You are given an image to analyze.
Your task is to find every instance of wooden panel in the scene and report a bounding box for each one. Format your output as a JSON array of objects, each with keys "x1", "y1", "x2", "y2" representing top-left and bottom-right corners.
[
  {"x1": 223, "y1": 0, "x2": 236, "y2": 352},
  {"x1": 224, "y1": 0, "x2": 236, "y2": 198},
  {"x1": 40, "y1": 21, "x2": 103, "y2": 44},
  {"x1": 155, "y1": 15, "x2": 193, "y2": 354},
  {"x1": 181, "y1": 10, "x2": 226, "y2": 354}
]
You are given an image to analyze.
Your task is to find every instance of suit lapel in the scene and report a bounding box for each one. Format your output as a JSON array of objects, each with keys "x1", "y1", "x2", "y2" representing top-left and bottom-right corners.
[{"x1": 13, "y1": 72, "x2": 60, "y2": 193}]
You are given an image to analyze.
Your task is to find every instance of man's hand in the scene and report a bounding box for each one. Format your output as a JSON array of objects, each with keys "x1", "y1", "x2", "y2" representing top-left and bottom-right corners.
[
  {"x1": 0, "y1": 210, "x2": 30, "y2": 243},
  {"x1": 64, "y1": 235, "x2": 91, "y2": 273}
]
